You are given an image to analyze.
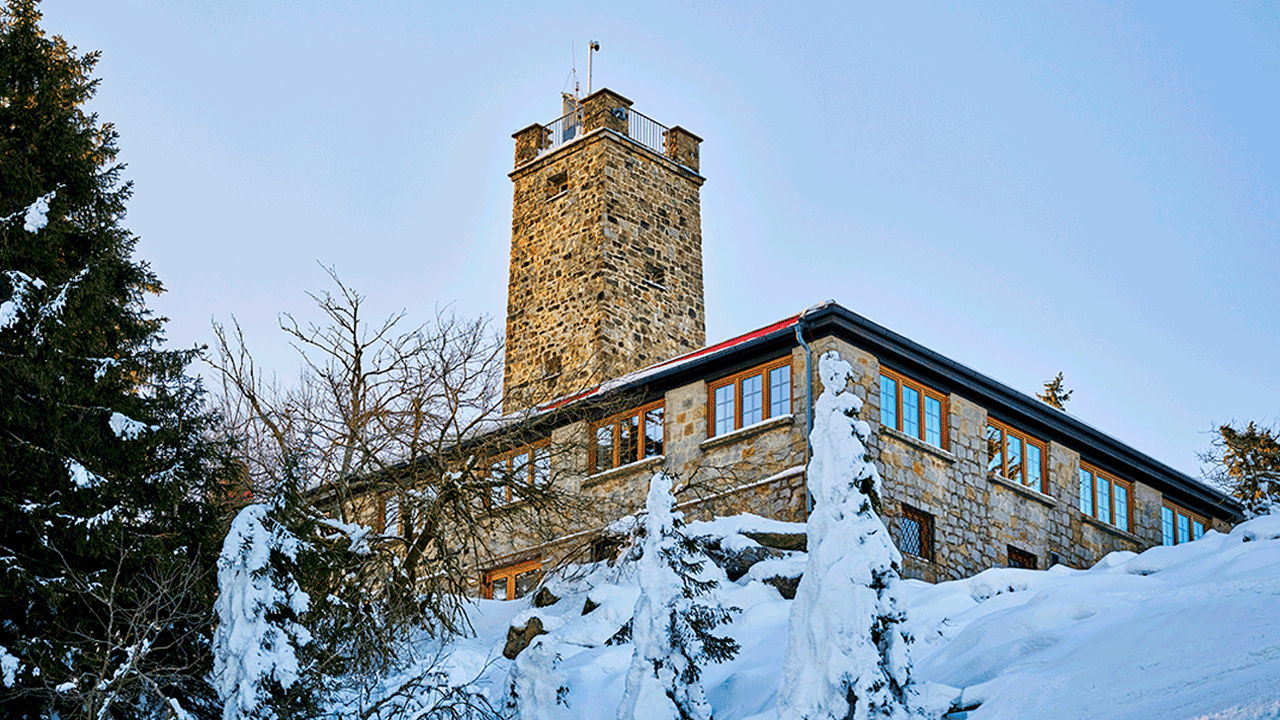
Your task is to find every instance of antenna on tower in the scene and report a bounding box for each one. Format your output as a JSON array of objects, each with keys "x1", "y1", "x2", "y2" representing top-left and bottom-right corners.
[
  {"x1": 588, "y1": 40, "x2": 600, "y2": 95},
  {"x1": 563, "y1": 43, "x2": 581, "y2": 114}
]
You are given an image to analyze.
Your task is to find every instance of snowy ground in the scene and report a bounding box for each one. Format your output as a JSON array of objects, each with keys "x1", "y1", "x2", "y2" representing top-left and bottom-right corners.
[{"x1": 426, "y1": 513, "x2": 1280, "y2": 720}]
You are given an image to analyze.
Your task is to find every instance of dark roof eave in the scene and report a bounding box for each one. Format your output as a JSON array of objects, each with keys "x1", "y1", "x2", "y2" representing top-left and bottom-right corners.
[{"x1": 801, "y1": 303, "x2": 1242, "y2": 519}]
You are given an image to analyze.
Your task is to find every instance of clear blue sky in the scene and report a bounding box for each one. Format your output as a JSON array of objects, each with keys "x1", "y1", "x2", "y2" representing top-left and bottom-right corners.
[{"x1": 40, "y1": 1, "x2": 1278, "y2": 477}]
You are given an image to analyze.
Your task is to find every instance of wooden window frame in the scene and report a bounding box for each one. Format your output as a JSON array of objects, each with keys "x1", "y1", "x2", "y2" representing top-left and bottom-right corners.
[
  {"x1": 706, "y1": 357, "x2": 793, "y2": 438},
  {"x1": 483, "y1": 557, "x2": 542, "y2": 601},
  {"x1": 897, "y1": 504, "x2": 934, "y2": 562},
  {"x1": 879, "y1": 367, "x2": 949, "y2": 451},
  {"x1": 487, "y1": 440, "x2": 551, "y2": 508},
  {"x1": 1078, "y1": 462, "x2": 1133, "y2": 532},
  {"x1": 1161, "y1": 501, "x2": 1208, "y2": 546},
  {"x1": 1007, "y1": 545, "x2": 1038, "y2": 569},
  {"x1": 590, "y1": 400, "x2": 665, "y2": 474},
  {"x1": 986, "y1": 418, "x2": 1047, "y2": 493}
]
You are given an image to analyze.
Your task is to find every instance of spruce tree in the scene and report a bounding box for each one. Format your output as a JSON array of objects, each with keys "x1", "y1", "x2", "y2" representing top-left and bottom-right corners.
[
  {"x1": 1037, "y1": 372, "x2": 1072, "y2": 410},
  {"x1": 1, "y1": 2, "x2": 227, "y2": 717},
  {"x1": 214, "y1": 481, "x2": 318, "y2": 720},
  {"x1": 777, "y1": 352, "x2": 921, "y2": 720},
  {"x1": 617, "y1": 472, "x2": 738, "y2": 720}
]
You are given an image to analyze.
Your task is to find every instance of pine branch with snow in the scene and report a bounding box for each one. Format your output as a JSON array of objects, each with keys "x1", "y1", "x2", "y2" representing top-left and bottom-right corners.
[{"x1": 777, "y1": 352, "x2": 924, "y2": 720}]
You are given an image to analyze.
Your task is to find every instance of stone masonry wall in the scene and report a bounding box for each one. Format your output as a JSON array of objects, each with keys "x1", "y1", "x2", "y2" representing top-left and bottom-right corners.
[
  {"x1": 505, "y1": 128, "x2": 705, "y2": 412},
  {"x1": 799, "y1": 337, "x2": 1157, "y2": 582},
  {"x1": 590, "y1": 138, "x2": 705, "y2": 380},
  {"x1": 485, "y1": 329, "x2": 1213, "y2": 587}
]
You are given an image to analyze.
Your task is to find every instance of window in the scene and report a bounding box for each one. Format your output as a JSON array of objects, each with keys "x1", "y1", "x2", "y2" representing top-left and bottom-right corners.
[
  {"x1": 592, "y1": 401, "x2": 664, "y2": 474},
  {"x1": 1007, "y1": 546, "x2": 1038, "y2": 569},
  {"x1": 546, "y1": 171, "x2": 568, "y2": 199},
  {"x1": 484, "y1": 558, "x2": 542, "y2": 601},
  {"x1": 488, "y1": 441, "x2": 551, "y2": 507},
  {"x1": 644, "y1": 263, "x2": 666, "y2": 287},
  {"x1": 986, "y1": 419, "x2": 1047, "y2": 493},
  {"x1": 879, "y1": 368, "x2": 947, "y2": 450},
  {"x1": 1161, "y1": 502, "x2": 1208, "y2": 546},
  {"x1": 896, "y1": 505, "x2": 934, "y2": 562},
  {"x1": 1078, "y1": 462, "x2": 1132, "y2": 532},
  {"x1": 707, "y1": 357, "x2": 792, "y2": 437}
]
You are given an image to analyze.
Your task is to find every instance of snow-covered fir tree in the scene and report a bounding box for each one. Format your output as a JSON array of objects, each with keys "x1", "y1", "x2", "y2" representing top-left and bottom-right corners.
[
  {"x1": 214, "y1": 490, "x2": 317, "y2": 720},
  {"x1": 1, "y1": 2, "x2": 229, "y2": 717},
  {"x1": 777, "y1": 352, "x2": 922, "y2": 720},
  {"x1": 212, "y1": 462, "x2": 408, "y2": 720},
  {"x1": 617, "y1": 472, "x2": 739, "y2": 720}
]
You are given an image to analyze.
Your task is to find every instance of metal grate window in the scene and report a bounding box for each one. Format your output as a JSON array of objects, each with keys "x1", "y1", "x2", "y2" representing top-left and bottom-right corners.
[{"x1": 897, "y1": 505, "x2": 933, "y2": 562}]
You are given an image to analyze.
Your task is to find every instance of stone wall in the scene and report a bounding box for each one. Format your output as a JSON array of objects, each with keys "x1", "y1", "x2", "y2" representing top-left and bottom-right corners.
[
  {"x1": 474, "y1": 338, "x2": 1226, "y2": 590},
  {"x1": 504, "y1": 112, "x2": 705, "y2": 412},
  {"x1": 790, "y1": 336, "x2": 1163, "y2": 582}
]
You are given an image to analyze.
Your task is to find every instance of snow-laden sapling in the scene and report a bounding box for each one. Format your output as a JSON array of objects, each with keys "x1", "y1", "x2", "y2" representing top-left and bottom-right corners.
[
  {"x1": 503, "y1": 635, "x2": 568, "y2": 720},
  {"x1": 777, "y1": 351, "x2": 923, "y2": 720},
  {"x1": 214, "y1": 496, "x2": 317, "y2": 720},
  {"x1": 617, "y1": 472, "x2": 739, "y2": 720}
]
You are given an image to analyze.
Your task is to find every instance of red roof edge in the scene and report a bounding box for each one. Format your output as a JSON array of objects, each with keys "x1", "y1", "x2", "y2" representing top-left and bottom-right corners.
[
  {"x1": 533, "y1": 313, "x2": 802, "y2": 413},
  {"x1": 648, "y1": 314, "x2": 802, "y2": 370}
]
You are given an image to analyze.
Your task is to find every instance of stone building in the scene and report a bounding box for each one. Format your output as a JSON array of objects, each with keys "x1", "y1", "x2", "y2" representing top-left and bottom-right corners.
[{"x1": 471, "y1": 89, "x2": 1240, "y2": 598}]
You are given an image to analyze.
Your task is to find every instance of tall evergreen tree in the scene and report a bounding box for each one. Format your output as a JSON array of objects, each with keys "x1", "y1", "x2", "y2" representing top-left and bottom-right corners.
[{"x1": 1, "y1": 2, "x2": 227, "y2": 717}]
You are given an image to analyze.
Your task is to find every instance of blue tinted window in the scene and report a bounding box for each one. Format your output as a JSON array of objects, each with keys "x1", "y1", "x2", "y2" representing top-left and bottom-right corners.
[
  {"x1": 924, "y1": 396, "x2": 942, "y2": 447},
  {"x1": 714, "y1": 383, "x2": 735, "y2": 436},
  {"x1": 987, "y1": 425, "x2": 1003, "y2": 475},
  {"x1": 1026, "y1": 444, "x2": 1042, "y2": 493},
  {"x1": 1114, "y1": 484, "x2": 1128, "y2": 532},
  {"x1": 1079, "y1": 469, "x2": 1093, "y2": 517},
  {"x1": 595, "y1": 425, "x2": 614, "y2": 474},
  {"x1": 902, "y1": 385, "x2": 920, "y2": 438},
  {"x1": 769, "y1": 365, "x2": 791, "y2": 418},
  {"x1": 645, "y1": 408, "x2": 664, "y2": 458},
  {"x1": 879, "y1": 375, "x2": 897, "y2": 430},
  {"x1": 534, "y1": 446, "x2": 551, "y2": 487},
  {"x1": 1162, "y1": 507, "x2": 1175, "y2": 546},
  {"x1": 742, "y1": 373, "x2": 763, "y2": 427}
]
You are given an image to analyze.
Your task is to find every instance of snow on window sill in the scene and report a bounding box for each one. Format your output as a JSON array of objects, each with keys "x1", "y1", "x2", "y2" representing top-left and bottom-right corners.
[
  {"x1": 880, "y1": 426, "x2": 956, "y2": 464},
  {"x1": 701, "y1": 414, "x2": 794, "y2": 452},
  {"x1": 583, "y1": 454, "x2": 665, "y2": 489},
  {"x1": 988, "y1": 472, "x2": 1057, "y2": 508}
]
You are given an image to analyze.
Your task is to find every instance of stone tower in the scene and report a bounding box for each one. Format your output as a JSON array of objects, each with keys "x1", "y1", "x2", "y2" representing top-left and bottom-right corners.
[{"x1": 504, "y1": 89, "x2": 705, "y2": 411}]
